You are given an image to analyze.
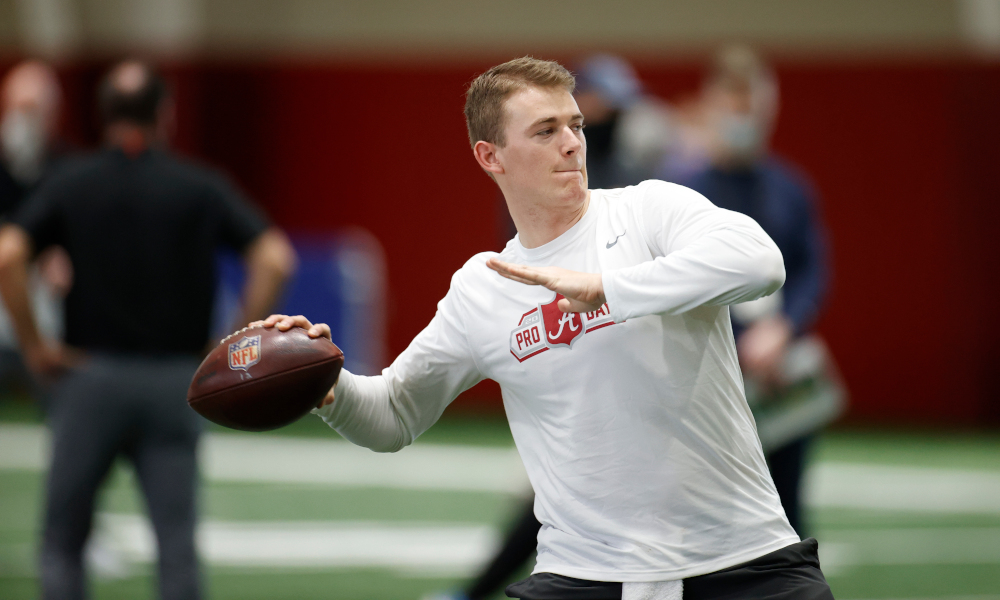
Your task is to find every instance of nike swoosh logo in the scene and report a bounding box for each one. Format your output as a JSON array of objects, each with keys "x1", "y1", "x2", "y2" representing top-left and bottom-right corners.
[{"x1": 606, "y1": 230, "x2": 626, "y2": 249}]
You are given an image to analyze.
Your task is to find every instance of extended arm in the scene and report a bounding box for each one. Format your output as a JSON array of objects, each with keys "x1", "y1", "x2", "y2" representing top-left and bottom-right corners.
[
  {"x1": 601, "y1": 212, "x2": 784, "y2": 322},
  {"x1": 256, "y1": 273, "x2": 483, "y2": 453},
  {"x1": 0, "y1": 224, "x2": 73, "y2": 375},
  {"x1": 777, "y1": 185, "x2": 829, "y2": 335},
  {"x1": 488, "y1": 182, "x2": 785, "y2": 321},
  {"x1": 232, "y1": 227, "x2": 298, "y2": 329}
]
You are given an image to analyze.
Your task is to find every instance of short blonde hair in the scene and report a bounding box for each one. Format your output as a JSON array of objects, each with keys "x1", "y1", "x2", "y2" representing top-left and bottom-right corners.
[{"x1": 464, "y1": 56, "x2": 575, "y2": 148}]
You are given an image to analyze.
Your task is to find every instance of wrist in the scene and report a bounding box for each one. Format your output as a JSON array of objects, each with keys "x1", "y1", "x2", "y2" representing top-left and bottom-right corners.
[
  {"x1": 600, "y1": 270, "x2": 625, "y2": 323},
  {"x1": 592, "y1": 273, "x2": 606, "y2": 304},
  {"x1": 21, "y1": 338, "x2": 46, "y2": 358}
]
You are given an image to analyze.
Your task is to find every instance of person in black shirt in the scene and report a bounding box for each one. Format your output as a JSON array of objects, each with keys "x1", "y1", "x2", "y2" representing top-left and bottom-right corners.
[{"x1": 0, "y1": 60, "x2": 297, "y2": 600}]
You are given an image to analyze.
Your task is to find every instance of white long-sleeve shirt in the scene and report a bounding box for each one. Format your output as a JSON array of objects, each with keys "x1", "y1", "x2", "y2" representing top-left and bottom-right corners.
[{"x1": 315, "y1": 180, "x2": 799, "y2": 581}]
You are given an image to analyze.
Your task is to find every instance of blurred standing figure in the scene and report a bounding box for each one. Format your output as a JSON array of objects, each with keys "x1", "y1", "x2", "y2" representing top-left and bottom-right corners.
[
  {"x1": 496, "y1": 54, "x2": 673, "y2": 245},
  {"x1": 0, "y1": 60, "x2": 297, "y2": 600},
  {"x1": 1, "y1": 61, "x2": 65, "y2": 209},
  {"x1": 573, "y1": 54, "x2": 673, "y2": 189},
  {"x1": 683, "y1": 46, "x2": 839, "y2": 537},
  {"x1": 0, "y1": 61, "x2": 73, "y2": 398}
]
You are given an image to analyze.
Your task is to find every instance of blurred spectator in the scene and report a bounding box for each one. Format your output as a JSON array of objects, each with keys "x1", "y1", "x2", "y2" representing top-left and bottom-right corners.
[
  {"x1": 496, "y1": 54, "x2": 674, "y2": 244},
  {"x1": 573, "y1": 53, "x2": 673, "y2": 188},
  {"x1": 0, "y1": 61, "x2": 68, "y2": 204},
  {"x1": 680, "y1": 45, "x2": 842, "y2": 537},
  {"x1": 0, "y1": 60, "x2": 297, "y2": 600},
  {"x1": 0, "y1": 61, "x2": 73, "y2": 402}
]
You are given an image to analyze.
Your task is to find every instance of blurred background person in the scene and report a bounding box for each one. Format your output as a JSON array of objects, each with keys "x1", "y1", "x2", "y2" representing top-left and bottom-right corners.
[
  {"x1": 496, "y1": 54, "x2": 674, "y2": 243},
  {"x1": 0, "y1": 61, "x2": 69, "y2": 210},
  {"x1": 676, "y1": 45, "x2": 843, "y2": 537},
  {"x1": 0, "y1": 60, "x2": 297, "y2": 600},
  {"x1": 0, "y1": 61, "x2": 73, "y2": 403},
  {"x1": 572, "y1": 53, "x2": 673, "y2": 189}
]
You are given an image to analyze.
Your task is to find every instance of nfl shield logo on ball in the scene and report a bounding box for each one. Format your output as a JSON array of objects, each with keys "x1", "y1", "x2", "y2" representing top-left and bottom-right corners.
[{"x1": 228, "y1": 335, "x2": 261, "y2": 371}]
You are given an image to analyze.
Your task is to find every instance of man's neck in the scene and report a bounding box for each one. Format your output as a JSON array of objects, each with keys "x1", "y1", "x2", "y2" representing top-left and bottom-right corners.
[
  {"x1": 507, "y1": 189, "x2": 591, "y2": 249},
  {"x1": 104, "y1": 123, "x2": 157, "y2": 157}
]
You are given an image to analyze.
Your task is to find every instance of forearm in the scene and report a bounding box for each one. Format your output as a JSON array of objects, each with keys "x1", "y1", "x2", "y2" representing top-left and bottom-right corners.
[
  {"x1": 603, "y1": 224, "x2": 785, "y2": 323},
  {"x1": 235, "y1": 228, "x2": 297, "y2": 327},
  {"x1": 0, "y1": 226, "x2": 43, "y2": 352},
  {"x1": 782, "y1": 274, "x2": 825, "y2": 335},
  {"x1": 312, "y1": 370, "x2": 413, "y2": 453},
  {"x1": 781, "y1": 235, "x2": 829, "y2": 336},
  {"x1": 312, "y1": 302, "x2": 484, "y2": 452}
]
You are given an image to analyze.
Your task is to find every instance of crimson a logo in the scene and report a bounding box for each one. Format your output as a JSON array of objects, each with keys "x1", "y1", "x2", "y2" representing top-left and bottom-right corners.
[
  {"x1": 540, "y1": 295, "x2": 584, "y2": 348},
  {"x1": 509, "y1": 293, "x2": 616, "y2": 362}
]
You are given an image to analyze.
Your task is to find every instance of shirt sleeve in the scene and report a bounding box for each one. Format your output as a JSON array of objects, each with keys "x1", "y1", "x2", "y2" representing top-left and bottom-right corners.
[
  {"x1": 602, "y1": 181, "x2": 786, "y2": 323},
  {"x1": 11, "y1": 176, "x2": 63, "y2": 252},
  {"x1": 313, "y1": 271, "x2": 485, "y2": 452},
  {"x1": 209, "y1": 174, "x2": 269, "y2": 252}
]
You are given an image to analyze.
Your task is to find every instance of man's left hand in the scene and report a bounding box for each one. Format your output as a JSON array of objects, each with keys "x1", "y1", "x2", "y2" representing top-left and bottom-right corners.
[
  {"x1": 486, "y1": 258, "x2": 605, "y2": 313},
  {"x1": 23, "y1": 341, "x2": 83, "y2": 379},
  {"x1": 738, "y1": 315, "x2": 793, "y2": 384}
]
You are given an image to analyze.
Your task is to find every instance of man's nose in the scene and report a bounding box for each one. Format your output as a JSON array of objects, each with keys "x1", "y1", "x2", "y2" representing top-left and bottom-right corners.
[{"x1": 562, "y1": 127, "x2": 582, "y2": 155}]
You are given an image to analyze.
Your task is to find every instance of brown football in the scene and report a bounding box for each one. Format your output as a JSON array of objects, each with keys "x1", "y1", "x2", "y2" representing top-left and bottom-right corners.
[{"x1": 187, "y1": 326, "x2": 344, "y2": 432}]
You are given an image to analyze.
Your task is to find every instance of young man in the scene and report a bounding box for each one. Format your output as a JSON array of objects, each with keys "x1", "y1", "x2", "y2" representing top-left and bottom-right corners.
[{"x1": 260, "y1": 57, "x2": 833, "y2": 600}]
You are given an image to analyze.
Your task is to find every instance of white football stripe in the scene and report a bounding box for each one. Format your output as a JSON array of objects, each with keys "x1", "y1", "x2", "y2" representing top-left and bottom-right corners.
[
  {"x1": 819, "y1": 527, "x2": 1000, "y2": 570},
  {"x1": 90, "y1": 513, "x2": 498, "y2": 572},
  {"x1": 0, "y1": 423, "x2": 530, "y2": 494},
  {"x1": 200, "y1": 432, "x2": 530, "y2": 493},
  {"x1": 806, "y1": 462, "x2": 1000, "y2": 514},
  {"x1": 3, "y1": 424, "x2": 1000, "y2": 515}
]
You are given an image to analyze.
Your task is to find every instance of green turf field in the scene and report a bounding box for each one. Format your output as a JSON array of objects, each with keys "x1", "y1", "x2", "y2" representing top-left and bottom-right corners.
[{"x1": 1, "y1": 398, "x2": 998, "y2": 600}]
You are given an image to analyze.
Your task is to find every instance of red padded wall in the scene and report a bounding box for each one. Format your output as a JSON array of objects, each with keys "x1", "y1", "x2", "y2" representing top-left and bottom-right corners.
[{"x1": 4, "y1": 57, "x2": 998, "y2": 425}]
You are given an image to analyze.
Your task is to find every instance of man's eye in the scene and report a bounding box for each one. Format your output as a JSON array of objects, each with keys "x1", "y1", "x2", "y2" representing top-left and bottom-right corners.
[
  {"x1": 573, "y1": 124, "x2": 585, "y2": 132},
  {"x1": 538, "y1": 129, "x2": 553, "y2": 136}
]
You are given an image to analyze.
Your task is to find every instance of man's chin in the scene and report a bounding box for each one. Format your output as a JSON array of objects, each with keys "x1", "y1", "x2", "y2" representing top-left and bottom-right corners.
[{"x1": 553, "y1": 181, "x2": 587, "y2": 203}]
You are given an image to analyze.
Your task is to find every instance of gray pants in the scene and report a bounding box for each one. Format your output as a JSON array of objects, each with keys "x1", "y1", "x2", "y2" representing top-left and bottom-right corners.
[{"x1": 40, "y1": 354, "x2": 202, "y2": 600}]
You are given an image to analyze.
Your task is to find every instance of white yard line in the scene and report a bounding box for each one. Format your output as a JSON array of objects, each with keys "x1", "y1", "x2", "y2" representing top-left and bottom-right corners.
[
  {"x1": 806, "y1": 462, "x2": 1000, "y2": 514},
  {"x1": 5, "y1": 424, "x2": 1000, "y2": 577},
  {"x1": 0, "y1": 423, "x2": 530, "y2": 494},
  {"x1": 3, "y1": 423, "x2": 1000, "y2": 512},
  {"x1": 201, "y1": 431, "x2": 530, "y2": 493},
  {"x1": 819, "y1": 527, "x2": 1000, "y2": 575},
  {"x1": 83, "y1": 513, "x2": 498, "y2": 578},
  {"x1": 82, "y1": 516, "x2": 1000, "y2": 577}
]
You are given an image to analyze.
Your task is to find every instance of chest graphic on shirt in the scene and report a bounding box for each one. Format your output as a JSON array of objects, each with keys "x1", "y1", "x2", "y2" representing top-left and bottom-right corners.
[{"x1": 509, "y1": 293, "x2": 616, "y2": 362}]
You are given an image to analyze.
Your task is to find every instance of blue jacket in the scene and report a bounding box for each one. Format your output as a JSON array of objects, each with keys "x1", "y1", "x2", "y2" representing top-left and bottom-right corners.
[{"x1": 683, "y1": 157, "x2": 830, "y2": 336}]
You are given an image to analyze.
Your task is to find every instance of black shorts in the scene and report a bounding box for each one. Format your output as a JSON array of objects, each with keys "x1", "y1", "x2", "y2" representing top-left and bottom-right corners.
[{"x1": 505, "y1": 538, "x2": 834, "y2": 600}]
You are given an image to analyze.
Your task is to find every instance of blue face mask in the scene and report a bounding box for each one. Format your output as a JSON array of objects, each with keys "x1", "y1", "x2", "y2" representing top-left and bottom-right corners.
[{"x1": 718, "y1": 113, "x2": 762, "y2": 156}]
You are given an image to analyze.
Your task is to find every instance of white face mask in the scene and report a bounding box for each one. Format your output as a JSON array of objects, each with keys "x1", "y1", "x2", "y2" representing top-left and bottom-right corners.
[
  {"x1": 1, "y1": 110, "x2": 46, "y2": 184},
  {"x1": 717, "y1": 113, "x2": 762, "y2": 157}
]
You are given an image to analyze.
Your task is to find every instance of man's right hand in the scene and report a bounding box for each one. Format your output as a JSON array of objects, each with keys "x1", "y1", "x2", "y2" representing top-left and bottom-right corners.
[
  {"x1": 23, "y1": 341, "x2": 80, "y2": 378},
  {"x1": 250, "y1": 314, "x2": 332, "y2": 340},
  {"x1": 249, "y1": 314, "x2": 336, "y2": 409}
]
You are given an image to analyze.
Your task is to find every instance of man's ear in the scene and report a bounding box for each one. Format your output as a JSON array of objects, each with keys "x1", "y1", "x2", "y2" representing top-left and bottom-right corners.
[{"x1": 473, "y1": 140, "x2": 504, "y2": 176}]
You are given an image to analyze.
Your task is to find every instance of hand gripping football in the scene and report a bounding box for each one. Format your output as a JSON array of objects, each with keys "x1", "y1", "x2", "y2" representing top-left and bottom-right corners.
[{"x1": 187, "y1": 326, "x2": 344, "y2": 431}]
